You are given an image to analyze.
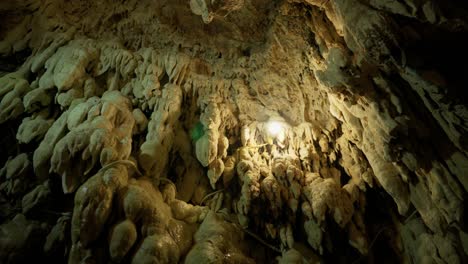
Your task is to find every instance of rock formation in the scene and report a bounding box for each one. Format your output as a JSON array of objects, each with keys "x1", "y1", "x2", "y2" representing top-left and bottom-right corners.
[{"x1": 0, "y1": 0, "x2": 467, "y2": 263}]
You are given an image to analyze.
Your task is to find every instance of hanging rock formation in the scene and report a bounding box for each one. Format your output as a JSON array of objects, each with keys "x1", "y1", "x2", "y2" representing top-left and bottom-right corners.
[{"x1": 0, "y1": 0, "x2": 467, "y2": 263}]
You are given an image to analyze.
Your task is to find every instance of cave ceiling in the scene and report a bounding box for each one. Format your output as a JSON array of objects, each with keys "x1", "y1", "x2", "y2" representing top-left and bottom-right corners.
[{"x1": 0, "y1": 0, "x2": 467, "y2": 263}]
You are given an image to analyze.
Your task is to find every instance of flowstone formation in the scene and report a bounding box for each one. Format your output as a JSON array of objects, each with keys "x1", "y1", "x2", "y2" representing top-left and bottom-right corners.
[{"x1": 1, "y1": 0, "x2": 467, "y2": 263}]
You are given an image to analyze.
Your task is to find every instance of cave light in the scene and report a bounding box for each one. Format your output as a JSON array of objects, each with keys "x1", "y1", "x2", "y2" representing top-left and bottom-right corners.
[
  {"x1": 267, "y1": 121, "x2": 284, "y2": 138},
  {"x1": 266, "y1": 120, "x2": 288, "y2": 146}
]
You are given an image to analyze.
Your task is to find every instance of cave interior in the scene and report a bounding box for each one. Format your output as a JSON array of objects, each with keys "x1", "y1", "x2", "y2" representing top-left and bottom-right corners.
[{"x1": 0, "y1": 0, "x2": 467, "y2": 263}]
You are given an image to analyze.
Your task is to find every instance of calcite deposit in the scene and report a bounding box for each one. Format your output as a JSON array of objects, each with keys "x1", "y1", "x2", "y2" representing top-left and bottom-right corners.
[{"x1": 1, "y1": 0, "x2": 467, "y2": 263}]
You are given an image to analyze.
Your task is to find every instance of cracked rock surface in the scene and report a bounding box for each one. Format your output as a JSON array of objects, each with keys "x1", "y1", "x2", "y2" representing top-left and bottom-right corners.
[{"x1": 1, "y1": 0, "x2": 467, "y2": 263}]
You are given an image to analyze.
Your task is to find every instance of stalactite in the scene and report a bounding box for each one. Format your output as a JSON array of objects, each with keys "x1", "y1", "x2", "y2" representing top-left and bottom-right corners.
[{"x1": 0, "y1": 0, "x2": 467, "y2": 263}]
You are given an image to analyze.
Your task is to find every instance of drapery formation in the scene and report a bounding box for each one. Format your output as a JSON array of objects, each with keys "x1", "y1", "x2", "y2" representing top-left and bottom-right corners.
[{"x1": 1, "y1": 1, "x2": 467, "y2": 263}]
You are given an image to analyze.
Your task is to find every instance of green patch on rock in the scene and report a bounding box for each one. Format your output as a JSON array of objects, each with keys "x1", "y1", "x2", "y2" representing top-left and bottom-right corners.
[{"x1": 190, "y1": 121, "x2": 205, "y2": 142}]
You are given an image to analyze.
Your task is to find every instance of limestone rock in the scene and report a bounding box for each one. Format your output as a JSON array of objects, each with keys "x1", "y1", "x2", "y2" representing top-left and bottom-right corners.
[
  {"x1": 21, "y1": 181, "x2": 51, "y2": 215},
  {"x1": 0, "y1": 0, "x2": 466, "y2": 263},
  {"x1": 185, "y1": 211, "x2": 255, "y2": 264},
  {"x1": 0, "y1": 153, "x2": 33, "y2": 197},
  {"x1": 16, "y1": 113, "x2": 53, "y2": 144},
  {"x1": 108, "y1": 219, "x2": 137, "y2": 262},
  {"x1": 44, "y1": 215, "x2": 70, "y2": 257},
  {"x1": 50, "y1": 91, "x2": 134, "y2": 193},
  {"x1": 0, "y1": 74, "x2": 29, "y2": 124},
  {"x1": 139, "y1": 84, "x2": 182, "y2": 177},
  {"x1": 0, "y1": 214, "x2": 48, "y2": 263}
]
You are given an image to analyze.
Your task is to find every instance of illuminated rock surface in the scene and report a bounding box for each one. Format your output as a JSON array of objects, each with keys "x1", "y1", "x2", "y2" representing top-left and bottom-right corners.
[{"x1": 0, "y1": 0, "x2": 467, "y2": 263}]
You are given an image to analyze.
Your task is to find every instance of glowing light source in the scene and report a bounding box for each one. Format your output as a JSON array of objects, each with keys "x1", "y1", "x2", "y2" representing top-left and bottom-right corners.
[{"x1": 267, "y1": 121, "x2": 284, "y2": 138}]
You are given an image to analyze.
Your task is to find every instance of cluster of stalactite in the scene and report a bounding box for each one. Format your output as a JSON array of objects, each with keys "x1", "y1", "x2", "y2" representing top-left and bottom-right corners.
[{"x1": 1, "y1": 0, "x2": 467, "y2": 263}]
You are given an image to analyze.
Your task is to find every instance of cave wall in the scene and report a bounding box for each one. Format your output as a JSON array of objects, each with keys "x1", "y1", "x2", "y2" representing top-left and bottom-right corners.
[{"x1": 0, "y1": 0, "x2": 467, "y2": 263}]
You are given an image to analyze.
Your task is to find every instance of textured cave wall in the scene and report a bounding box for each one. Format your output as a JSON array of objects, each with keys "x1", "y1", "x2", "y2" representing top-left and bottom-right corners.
[{"x1": 0, "y1": 0, "x2": 467, "y2": 263}]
